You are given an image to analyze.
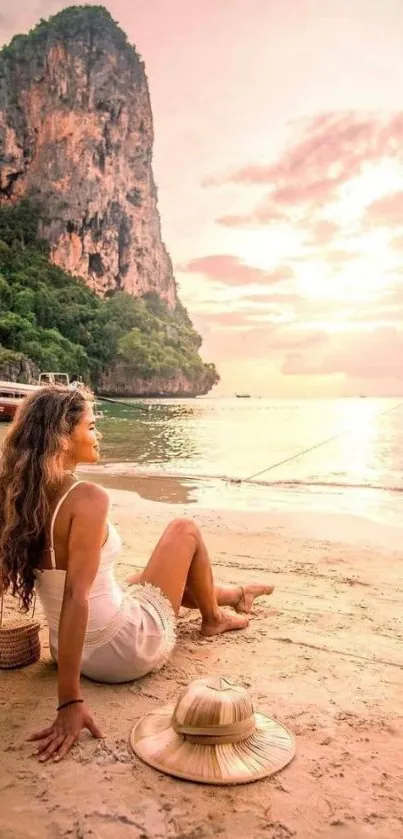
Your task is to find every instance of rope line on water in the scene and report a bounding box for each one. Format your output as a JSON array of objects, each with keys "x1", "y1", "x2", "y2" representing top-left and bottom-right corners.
[
  {"x1": 231, "y1": 400, "x2": 403, "y2": 485},
  {"x1": 96, "y1": 395, "x2": 144, "y2": 409},
  {"x1": 96, "y1": 394, "x2": 403, "y2": 488}
]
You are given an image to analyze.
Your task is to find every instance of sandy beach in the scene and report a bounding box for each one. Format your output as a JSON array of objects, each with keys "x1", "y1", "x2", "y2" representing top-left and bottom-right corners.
[{"x1": 1, "y1": 483, "x2": 403, "y2": 839}]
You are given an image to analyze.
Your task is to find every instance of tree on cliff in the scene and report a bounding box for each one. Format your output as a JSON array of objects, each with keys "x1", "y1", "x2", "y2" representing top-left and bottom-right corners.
[{"x1": 0, "y1": 202, "x2": 219, "y2": 395}]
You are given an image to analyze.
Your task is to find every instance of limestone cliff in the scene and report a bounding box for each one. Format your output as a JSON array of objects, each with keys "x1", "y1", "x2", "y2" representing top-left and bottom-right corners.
[
  {"x1": 0, "y1": 350, "x2": 39, "y2": 384},
  {"x1": 98, "y1": 366, "x2": 217, "y2": 398},
  {"x1": 0, "y1": 6, "x2": 175, "y2": 305}
]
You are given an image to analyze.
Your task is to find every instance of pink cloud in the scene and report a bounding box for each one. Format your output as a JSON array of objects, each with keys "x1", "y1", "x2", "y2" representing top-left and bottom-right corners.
[
  {"x1": 196, "y1": 323, "x2": 328, "y2": 362},
  {"x1": 390, "y1": 233, "x2": 403, "y2": 250},
  {"x1": 349, "y1": 286, "x2": 403, "y2": 321},
  {"x1": 351, "y1": 306, "x2": 403, "y2": 323},
  {"x1": 210, "y1": 111, "x2": 403, "y2": 227},
  {"x1": 293, "y1": 246, "x2": 359, "y2": 267},
  {"x1": 216, "y1": 206, "x2": 287, "y2": 228},
  {"x1": 198, "y1": 326, "x2": 274, "y2": 362},
  {"x1": 325, "y1": 248, "x2": 359, "y2": 264},
  {"x1": 304, "y1": 220, "x2": 340, "y2": 247},
  {"x1": 192, "y1": 309, "x2": 290, "y2": 331},
  {"x1": 364, "y1": 191, "x2": 403, "y2": 229},
  {"x1": 271, "y1": 177, "x2": 343, "y2": 207},
  {"x1": 178, "y1": 255, "x2": 293, "y2": 286},
  {"x1": 189, "y1": 286, "x2": 391, "y2": 328},
  {"x1": 282, "y1": 327, "x2": 403, "y2": 379},
  {"x1": 265, "y1": 327, "x2": 328, "y2": 351},
  {"x1": 239, "y1": 291, "x2": 305, "y2": 306},
  {"x1": 219, "y1": 112, "x2": 403, "y2": 190}
]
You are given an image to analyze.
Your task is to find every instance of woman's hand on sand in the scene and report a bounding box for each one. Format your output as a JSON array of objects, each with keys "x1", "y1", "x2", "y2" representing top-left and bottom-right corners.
[{"x1": 27, "y1": 703, "x2": 103, "y2": 762}]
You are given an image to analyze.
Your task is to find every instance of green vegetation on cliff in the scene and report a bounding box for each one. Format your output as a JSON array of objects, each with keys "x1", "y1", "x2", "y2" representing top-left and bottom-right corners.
[
  {"x1": 0, "y1": 202, "x2": 219, "y2": 393},
  {"x1": 1, "y1": 6, "x2": 136, "y2": 65}
]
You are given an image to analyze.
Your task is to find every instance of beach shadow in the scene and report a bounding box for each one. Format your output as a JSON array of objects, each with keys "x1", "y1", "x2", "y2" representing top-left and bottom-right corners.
[{"x1": 80, "y1": 470, "x2": 197, "y2": 504}]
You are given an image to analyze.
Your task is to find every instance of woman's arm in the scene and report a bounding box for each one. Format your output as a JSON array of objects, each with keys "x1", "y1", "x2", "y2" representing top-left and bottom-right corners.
[
  {"x1": 57, "y1": 483, "x2": 109, "y2": 705},
  {"x1": 28, "y1": 483, "x2": 109, "y2": 762}
]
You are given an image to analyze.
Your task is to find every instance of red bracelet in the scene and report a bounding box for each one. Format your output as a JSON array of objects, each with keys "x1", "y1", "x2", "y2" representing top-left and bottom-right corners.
[{"x1": 57, "y1": 698, "x2": 84, "y2": 712}]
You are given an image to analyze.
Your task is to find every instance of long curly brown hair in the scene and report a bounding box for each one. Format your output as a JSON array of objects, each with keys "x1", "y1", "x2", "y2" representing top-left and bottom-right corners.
[{"x1": 0, "y1": 386, "x2": 91, "y2": 610}]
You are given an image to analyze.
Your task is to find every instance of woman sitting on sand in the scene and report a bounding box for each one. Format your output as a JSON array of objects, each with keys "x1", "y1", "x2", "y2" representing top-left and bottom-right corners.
[{"x1": 0, "y1": 387, "x2": 273, "y2": 763}]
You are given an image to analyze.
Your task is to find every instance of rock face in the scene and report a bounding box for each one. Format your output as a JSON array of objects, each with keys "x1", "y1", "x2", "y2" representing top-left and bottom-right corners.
[
  {"x1": 98, "y1": 365, "x2": 217, "y2": 398},
  {"x1": 0, "y1": 352, "x2": 39, "y2": 384},
  {"x1": 0, "y1": 7, "x2": 176, "y2": 305}
]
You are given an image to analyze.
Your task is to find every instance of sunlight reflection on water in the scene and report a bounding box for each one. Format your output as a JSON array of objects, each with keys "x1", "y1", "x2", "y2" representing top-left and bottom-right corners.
[{"x1": 1, "y1": 397, "x2": 402, "y2": 524}]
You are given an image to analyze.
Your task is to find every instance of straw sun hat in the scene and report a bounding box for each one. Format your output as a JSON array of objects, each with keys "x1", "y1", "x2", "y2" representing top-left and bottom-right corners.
[{"x1": 130, "y1": 677, "x2": 295, "y2": 785}]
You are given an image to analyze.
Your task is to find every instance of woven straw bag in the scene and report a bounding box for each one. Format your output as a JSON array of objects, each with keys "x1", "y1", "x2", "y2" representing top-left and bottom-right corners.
[{"x1": 0, "y1": 594, "x2": 41, "y2": 669}]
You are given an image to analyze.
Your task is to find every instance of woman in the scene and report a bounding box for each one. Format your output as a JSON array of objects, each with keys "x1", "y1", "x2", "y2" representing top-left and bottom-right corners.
[{"x1": 0, "y1": 386, "x2": 273, "y2": 763}]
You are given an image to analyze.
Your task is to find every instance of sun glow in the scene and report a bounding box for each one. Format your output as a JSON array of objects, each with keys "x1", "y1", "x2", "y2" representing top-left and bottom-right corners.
[
  {"x1": 333, "y1": 158, "x2": 403, "y2": 223},
  {"x1": 296, "y1": 260, "x2": 393, "y2": 303},
  {"x1": 232, "y1": 226, "x2": 303, "y2": 272}
]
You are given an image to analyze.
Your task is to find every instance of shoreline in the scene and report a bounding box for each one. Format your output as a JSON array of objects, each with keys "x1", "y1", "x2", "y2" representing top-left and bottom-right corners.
[
  {"x1": 80, "y1": 466, "x2": 403, "y2": 551},
  {"x1": 1, "y1": 485, "x2": 403, "y2": 838}
]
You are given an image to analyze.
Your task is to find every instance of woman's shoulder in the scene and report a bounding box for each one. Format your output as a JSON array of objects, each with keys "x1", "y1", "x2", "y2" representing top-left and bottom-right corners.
[{"x1": 70, "y1": 481, "x2": 110, "y2": 514}]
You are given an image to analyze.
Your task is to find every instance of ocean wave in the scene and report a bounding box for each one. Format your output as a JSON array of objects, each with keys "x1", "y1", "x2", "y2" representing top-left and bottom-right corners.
[
  {"x1": 249, "y1": 478, "x2": 403, "y2": 494},
  {"x1": 98, "y1": 462, "x2": 403, "y2": 495}
]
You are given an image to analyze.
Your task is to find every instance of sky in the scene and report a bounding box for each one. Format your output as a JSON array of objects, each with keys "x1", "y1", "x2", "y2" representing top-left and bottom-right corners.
[{"x1": 2, "y1": 0, "x2": 403, "y2": 395}]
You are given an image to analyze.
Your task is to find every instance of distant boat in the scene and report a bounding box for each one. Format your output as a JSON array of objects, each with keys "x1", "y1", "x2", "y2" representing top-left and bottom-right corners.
[{"x1": 235, "y1": 393, "x2": 251, "y2": 398}]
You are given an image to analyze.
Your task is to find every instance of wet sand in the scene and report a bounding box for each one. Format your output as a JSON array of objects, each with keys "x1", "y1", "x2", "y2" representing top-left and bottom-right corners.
[{"x1": 1, "y1": 485, "x2": 402, "y2": 839}]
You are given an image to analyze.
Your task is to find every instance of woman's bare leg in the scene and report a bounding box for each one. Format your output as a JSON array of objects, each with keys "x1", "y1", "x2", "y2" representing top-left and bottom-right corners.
[
  {"x1": 128, "y1": 562, "x2": 273, "y2": 614},
  {"x1": 131, "y1": 518, "x2": 249, "y2": 636},
  {"x1": 179, "y1": 583, "x2": 274, "y2": 613},
  {"x1": 127, "y1": 573, "x2": 245, "y2": 609}
]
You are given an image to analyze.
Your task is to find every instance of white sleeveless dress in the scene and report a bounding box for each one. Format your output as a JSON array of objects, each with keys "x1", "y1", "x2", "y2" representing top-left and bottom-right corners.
[{"x1": 34, "y1": 482, "x2": 176, "y2": 683}]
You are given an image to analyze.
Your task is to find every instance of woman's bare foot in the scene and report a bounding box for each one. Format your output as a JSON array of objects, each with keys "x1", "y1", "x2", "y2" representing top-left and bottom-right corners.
[
  {"x1": 201, "y1": 609, "x2": 249, "y2": 637},
  {"x1": 234, "y1": 584, "x2": 274, "y2": 614}
]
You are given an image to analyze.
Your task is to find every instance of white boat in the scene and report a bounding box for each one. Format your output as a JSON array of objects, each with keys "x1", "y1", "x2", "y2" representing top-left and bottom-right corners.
[
  {"x1": 0, "y1": 373, "x2": 97, "y2": 422},
  {"x1": 0, "y1": 381, "x2": 39, "y2": 421}
]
